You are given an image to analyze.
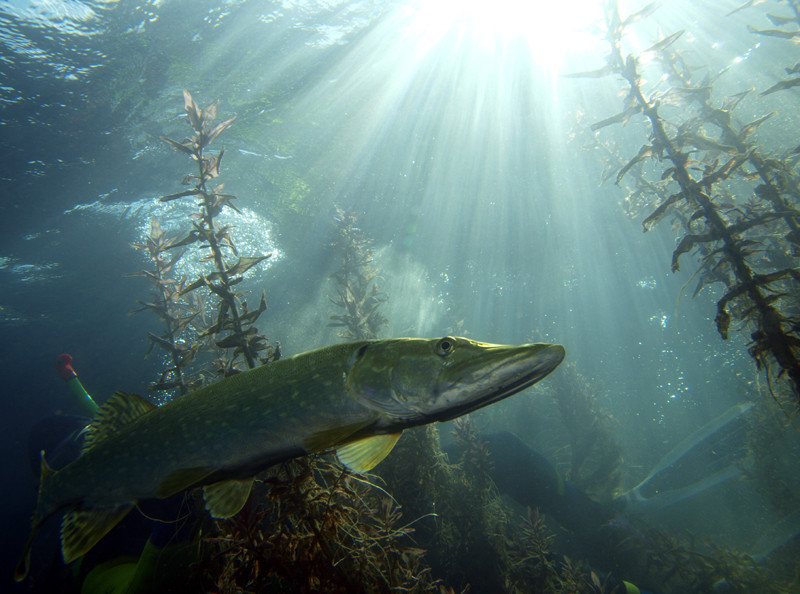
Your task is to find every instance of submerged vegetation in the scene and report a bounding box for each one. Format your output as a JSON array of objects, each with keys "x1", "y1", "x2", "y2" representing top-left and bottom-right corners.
[
  {"x1": 564, "y1": 2, "x2": 800, "y2": 587},
  {"x1": 328, "y1": 205, "x2": 388, "y2": 341},
  {"x1": 127, "y1": 216, "x2": 203, "y2": 397},
  {"x1": 158, "y1": 91, "x2": 276, "y2": 374},
  {"x1": 115, "y1": 2, "x2": 800, "y2": 590},
  {"x1": 551, "y1": 362, "x2": 622, "y2": 503},
  {"x1": 571, "y1": 0, "x2": 800, "y2": 413},
  {"x1": 202, "y1": 458, "x2": 436, "y2": 593},
  {"x1": 128, "y1": 92, "x2": 279, "y2": 400}
]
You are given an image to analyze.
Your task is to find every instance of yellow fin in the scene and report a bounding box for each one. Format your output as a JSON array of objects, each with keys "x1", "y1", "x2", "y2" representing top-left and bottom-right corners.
[
  {"x1": 82, "y1": 392, "x2": 156, "y2": 453},
  {"x1": 303, "y1": 420, "x2": 374, "y2": 454},
  {"x1": 336, "y1": 432, "x2": 402, "y2": 473},
  {"x1": 156, "y1": 467, "x2": 216, "y2": 498},
  {"x1": 203, "y1": 477, "x2": 254, "y2": 519},
  {"x1": 61, "y1": 504, "x2": 134, "y2": 564}
]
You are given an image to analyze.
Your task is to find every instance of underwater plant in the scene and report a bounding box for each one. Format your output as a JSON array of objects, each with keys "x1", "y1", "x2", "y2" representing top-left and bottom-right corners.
[
  {"x1": 507, "y1": 507, "x2": 607, "y2": 594},
  {"x1": 159, "y1": 91, "x2": 276, "y2": 373},
  {"x1": 127, "y1": 216, "x2": 203, "y2": 398},
  {"x1": 569, "y1": 0, "x2": 800, "y2": 411},
  {"x1": 564, "y1": 2, "x2": 800, "y2": 589},
  {"x1": 202, "y1": 457, "x2": 437, "y2": 593},
  {"x1": 328, "y1": 205, "x2": 388, "y2": 341},
  {"x1": 634, "y1": 520, "x2": 798, "y2": 593},
  {"x1": 129, "y1": 91, "x2": 278, "y2": 399},
  {"x1": 550, "y1": 362, "x2": 622, "y2": 502}
]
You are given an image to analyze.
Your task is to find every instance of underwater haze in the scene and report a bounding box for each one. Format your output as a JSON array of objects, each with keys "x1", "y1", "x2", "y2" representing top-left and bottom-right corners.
[{"x1": 2, "y1": 0, "x2": 800, "y2": 592}]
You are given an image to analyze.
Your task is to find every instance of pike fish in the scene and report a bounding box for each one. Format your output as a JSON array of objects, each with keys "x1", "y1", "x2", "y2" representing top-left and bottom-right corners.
[{"x1": 16, "y1": 336, "x2": 564, "y2": 580}]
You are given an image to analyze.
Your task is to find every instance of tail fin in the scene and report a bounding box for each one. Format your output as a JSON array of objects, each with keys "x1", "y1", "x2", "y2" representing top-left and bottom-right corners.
[{"x1": 14, "y1": 451, "x2": 56, "y2": 581}]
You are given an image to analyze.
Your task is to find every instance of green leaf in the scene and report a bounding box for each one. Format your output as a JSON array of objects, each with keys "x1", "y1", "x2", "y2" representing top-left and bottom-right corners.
[
  {"x1": 239, "y1": 292, "x2": 267, "y2": 325},
  {"x1": 161, "y1": 250, "x2": 186, "y2": 276},
  {"x1": 621, "y1": 0, "x2": 660, "y2": 28},
  {"x1": 147, "y1": 332, "x2": 179, "y2": 353},
  {"x1": 178, "y1": 276, "x2": 207, "y2": 296},
  {"x1": 642, "y1": 30, "x2": 684, "y2": 54},
  {"x1": 563, "y1": 62, "x2": 616, "y2": 79},
  {"x1": 203, "y1": 150, "x2": 223, "y2": 179},
  {"x1": 590, "y1": 106, "x2": 640, "y2": 131},
  {"x1": 215, "y1": 327, "x2": 257, "y2": 349},
  {"x1": 747, "y1": 25, "x2": 800, "y2": 41},
  {"x1": 739, "y1": 112, "x2": 775, "y2": 139}
]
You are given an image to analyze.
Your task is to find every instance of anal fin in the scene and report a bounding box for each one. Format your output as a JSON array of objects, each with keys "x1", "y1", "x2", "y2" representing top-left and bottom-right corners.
[
  {"x1": 336, "y1": 432, "x2": 402, "y2": 473},
  {"x1": 61, "y1": 504, "x2": 134, "y2": 564},
  {"x1": 203, "y1": 477, "x2": 254, "y2": 519}
]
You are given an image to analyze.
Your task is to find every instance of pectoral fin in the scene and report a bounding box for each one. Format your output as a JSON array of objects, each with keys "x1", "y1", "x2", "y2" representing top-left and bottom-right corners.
[
  {"x1": 336, "y1": 432, "x2": 402, "y2": 473},
  {"x1": 61, "y1": 504, "x2": 134, "y2": 564},
  {"x1": 203, "y1": 477, "x2": 255, "y2": 519}
]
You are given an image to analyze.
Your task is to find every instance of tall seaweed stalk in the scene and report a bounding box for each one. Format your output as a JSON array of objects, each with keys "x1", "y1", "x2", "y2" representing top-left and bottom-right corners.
[
  {"x1": 328, "y1": 205, "x2": 388, "y2": 341},
  {"x1": 570, "y1": 1, "x2": 800, "y2": 409},
  {"x1": 160, "y1": 91, "x2": 276, "y2": 373},
  {"x1": 127, "y1": 217, "x2": 202, "y2": 398}
]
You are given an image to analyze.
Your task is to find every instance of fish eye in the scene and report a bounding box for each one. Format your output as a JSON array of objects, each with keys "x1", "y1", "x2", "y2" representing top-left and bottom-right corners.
[{"x1": 435, "y1": 337, "x2": 456, "y2": 356}]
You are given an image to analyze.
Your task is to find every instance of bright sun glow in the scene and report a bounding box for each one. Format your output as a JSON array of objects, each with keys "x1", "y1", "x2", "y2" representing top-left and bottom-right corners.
[
  {"x1": 407, "y1": 0, "x2": 604, "y2": 73},
  {"x1": 290, "y1": 0, "x2": 612, "y2": 247}
]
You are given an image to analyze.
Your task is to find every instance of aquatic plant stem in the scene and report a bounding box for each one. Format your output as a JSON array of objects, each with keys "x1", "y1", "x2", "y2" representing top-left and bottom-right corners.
[
  {"x1": 161, "y1": 92, "x2": 275, "y2": 373},
  {"x1": 603, "y1": 0, "x2": 800, "y2": 401},
  {"x1": 153, "y1": 244, "x2": 188, "y2": 395},
  {"x1": 191, "y1": 145, "x2": 257, "y2": 370}
]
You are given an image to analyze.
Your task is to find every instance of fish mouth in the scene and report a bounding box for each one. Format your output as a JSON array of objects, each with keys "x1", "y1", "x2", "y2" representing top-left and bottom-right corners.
[{"x1": 432, "y1": 343, "x2": 565, "y2": 423}]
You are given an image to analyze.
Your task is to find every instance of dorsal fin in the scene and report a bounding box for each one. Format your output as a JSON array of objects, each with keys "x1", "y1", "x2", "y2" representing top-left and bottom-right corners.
[{"x1": 82, "y1": 392, "x2": 156, "y2": 453}]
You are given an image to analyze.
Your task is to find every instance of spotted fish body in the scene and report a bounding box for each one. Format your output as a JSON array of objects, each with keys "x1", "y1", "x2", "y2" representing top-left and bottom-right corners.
[{"x1": 16, "y1": 336, "x2": 564, "y2": 580}]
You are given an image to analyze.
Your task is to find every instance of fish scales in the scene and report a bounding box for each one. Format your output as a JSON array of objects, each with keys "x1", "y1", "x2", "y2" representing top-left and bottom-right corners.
[{"x1": 45, "y1": 342, "x2": 373, "y2": 512}]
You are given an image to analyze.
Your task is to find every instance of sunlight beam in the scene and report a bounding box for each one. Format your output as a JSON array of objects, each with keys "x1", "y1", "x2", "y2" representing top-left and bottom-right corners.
[{"x1": 406, "y1": 0, "x2": 605, "y2": 74}]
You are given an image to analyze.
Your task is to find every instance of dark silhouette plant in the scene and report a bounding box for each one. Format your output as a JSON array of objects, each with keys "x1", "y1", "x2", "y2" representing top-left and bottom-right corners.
[
  {"x1": 569, "y1": 1, "x2": 800, "y2": 411},
  {"x1": 159, "y1": 90, "x2": 277, "y2": 373}
]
